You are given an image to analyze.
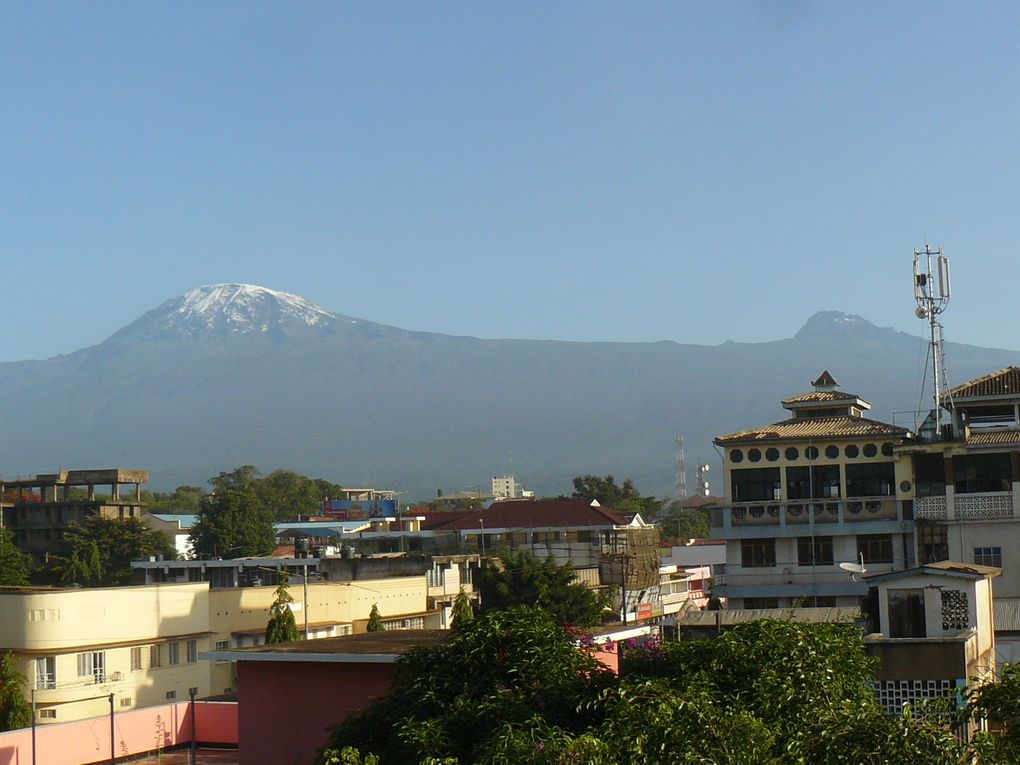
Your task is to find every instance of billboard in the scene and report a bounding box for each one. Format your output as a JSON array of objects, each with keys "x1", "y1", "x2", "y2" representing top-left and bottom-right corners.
[{"x1": 322, "y1": 499, "x2": 396, "y2": 520}]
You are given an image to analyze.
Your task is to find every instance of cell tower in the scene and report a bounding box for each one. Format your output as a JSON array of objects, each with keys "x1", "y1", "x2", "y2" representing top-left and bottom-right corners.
[
  {"x1": 913, "y1": 244, "x2": 953, "y2": 436},
  {"x1": 696, "y1": 463, "x2": 711, "y2": 497},
  {"x1": 674, "y1": 436, "x2": 688, "y2": 500}
]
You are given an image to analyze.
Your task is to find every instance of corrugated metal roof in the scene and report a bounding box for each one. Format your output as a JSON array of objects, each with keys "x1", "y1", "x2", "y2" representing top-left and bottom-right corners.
[
  {"x1": 949, "y1": 367, "x2": 1020, "y2": 399},
  {"x1": 995, "y1": 599, "x2": 1020, "y2": 631},
  {"x1": 714, "y1": 416, "x2": 908, "y2": 444},
  {"x1": 679, "y1": 606, "x2": 861, "y2": 627},
  {"x1": 421, "y1": 498, "x2": 629, "y2": 531}
]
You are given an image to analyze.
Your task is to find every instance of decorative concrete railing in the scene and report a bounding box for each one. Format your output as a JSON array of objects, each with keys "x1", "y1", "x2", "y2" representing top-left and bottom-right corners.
[
  {"x1": 715, "y1": 498, "x2": 899, "y2": 528},
  {"x1": 915, "y1": 492, "x2": 1014, "y2": 521}
]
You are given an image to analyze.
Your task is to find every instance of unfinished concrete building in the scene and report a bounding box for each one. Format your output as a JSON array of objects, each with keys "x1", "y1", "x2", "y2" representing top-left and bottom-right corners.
[{"x1": 0, "y1": 469, "x2": 148, "y2": 562}]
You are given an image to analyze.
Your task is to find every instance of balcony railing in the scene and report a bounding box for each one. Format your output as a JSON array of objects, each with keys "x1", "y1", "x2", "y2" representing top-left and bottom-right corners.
[
  {"x1": 712, "y1": 498, "x2": 899, "y2": 528},
  {"x1": 915, "y1": 492, "x2": 1015, "y2": 521}
]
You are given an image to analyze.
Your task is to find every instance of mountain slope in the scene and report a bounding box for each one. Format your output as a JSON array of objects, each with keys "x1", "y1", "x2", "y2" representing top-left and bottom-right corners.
[{"x1": 0, "y1": 288, "x2": 1014, "y2": 498}]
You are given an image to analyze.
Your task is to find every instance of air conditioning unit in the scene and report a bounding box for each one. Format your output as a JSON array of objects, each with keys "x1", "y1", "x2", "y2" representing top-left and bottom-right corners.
[{"x1": 110, "y1": 672, "x2": 123, "y2": 682}]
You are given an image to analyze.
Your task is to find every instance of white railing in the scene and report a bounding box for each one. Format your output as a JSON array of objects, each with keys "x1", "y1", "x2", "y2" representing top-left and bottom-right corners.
[
  {"x1": 915, "y1": 496, "x2": 947, "y2": 520},
  {"x1": 915, "y1": 492, "x2": 1014, "y2": 521},
  {"x1": 956, "y1": 492, "x2": 1013, "y2": 520}
]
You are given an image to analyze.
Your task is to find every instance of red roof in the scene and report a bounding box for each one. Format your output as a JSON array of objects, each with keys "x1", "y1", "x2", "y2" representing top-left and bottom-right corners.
[{"x1": 420, "y1": 498, "x2": 628, "y2": 531}]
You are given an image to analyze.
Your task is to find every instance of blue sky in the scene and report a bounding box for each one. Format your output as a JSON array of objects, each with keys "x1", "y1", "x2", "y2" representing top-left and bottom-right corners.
[{"x1": 2, "y1": 3, "x2": 1019, "y2": 362}]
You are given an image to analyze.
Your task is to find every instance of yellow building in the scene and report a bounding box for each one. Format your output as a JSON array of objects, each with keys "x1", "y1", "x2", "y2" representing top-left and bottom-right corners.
[
  {"x1": 0, "y1": 572, "x2": 436, "y2": 724},
  {"x1": 0, "y1": 583, "x2": 210, "y2": 723}
]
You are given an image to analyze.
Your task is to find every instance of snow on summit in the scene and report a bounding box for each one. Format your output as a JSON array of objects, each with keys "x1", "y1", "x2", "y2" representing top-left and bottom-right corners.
[
  {"x1": 110, "y1": 283, "x2": 354, "y2": 341},
  {"x1": 173, "y1": 284, "x2": 338, "y2": 330}
]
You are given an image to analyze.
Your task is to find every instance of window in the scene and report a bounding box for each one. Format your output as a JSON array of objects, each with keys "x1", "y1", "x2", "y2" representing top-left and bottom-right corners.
[
  {"x1": 858, "y1": 535, "x2": 893, "y2": 564},
  {"x1": 742, "y1": 597, "x2": 779, "y2": 609},
  {"x1": 131, "y1": 647, "x2": 142, "y2": 671},
  {"x1": 38, "y1": 709, "x2": 56, "y2": 720},
  {"x1": 77, "y1": 651, "x2": 105, "y2": 683},
  {"x1": 862, "y1": 443, "x2": 878, "y2": 457},
  {"x1": 740, "y1": 538, "x2": 776, "y2": 568},
  {"x1": 214, "y1": 640, "x2": 230, "y2": 650},
  {"x1": 846, "y1": 462, "x2": 895, "y2": 497},
  {"x1": 35, "y1": 657, "x2": 56, "y2": 690},
  {"x1": 730, "y1": 449, "x2": 744, "y2": 463},
  {"x1": 120, "y1": 698, "x2": 132, "y2": 708},
  {"x1": 919, "y1": 524, "x2": 948, "y2": 563},
  {"x1": 785, "y1": 447, "x2": 799, "y2": 460},
  {"x1": 974, "y1": 547, "x2": 1002, "y2": 568},
  {"x1": 954, "y1": 454, "x2": 1010, "y2": 494},
  {"x1": 166, "y1": 690, "x2": 177, "y2": 700},
  {"x1": 786, "y1": 465, "x2": 840, "y2": 500},
  {"x1": 168, "y1": 642, "x2": 180, "y2": 666},
  {"x1": 189, "y1": 686, "x2": 199, "y2": 696},
  {"x1": 797, "y1": 536, "x2": 834, "y2": 566},
  {"x1": 731, "y1": 468, "x2": 781, "y2": 502},
  {"x1": 187, "y1": 639, "x2": 198, "y2": 663},
  {"x1": 824, "y1": 445, "x2": 839, "y2": 459},
  {"x1": 748, "y1": 448, "x2": 762, "y2": 462},
  {"x1": 150, "y1": 645, "x2": 161, "y2": 668},
  {"x1": 844, "y1": 444, "x2": 859, "y2": 458}
]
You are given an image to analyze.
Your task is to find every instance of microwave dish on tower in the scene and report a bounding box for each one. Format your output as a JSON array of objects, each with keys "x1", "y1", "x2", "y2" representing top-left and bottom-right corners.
[{"x1": 913, "y1": 244, "x2": 954, "y2": 438}]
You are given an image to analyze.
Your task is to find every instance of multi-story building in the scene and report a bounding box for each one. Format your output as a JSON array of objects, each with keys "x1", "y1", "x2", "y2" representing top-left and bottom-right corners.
[
  {"x1": 899, "y1": 366, "x2": 1020, "y2": 663},
  {"x1": 1, "y1": 469, "x2": 148, "y2": 563},
  {"x1": 711, "y1": 372, "x2": 915, "y2": 609}
]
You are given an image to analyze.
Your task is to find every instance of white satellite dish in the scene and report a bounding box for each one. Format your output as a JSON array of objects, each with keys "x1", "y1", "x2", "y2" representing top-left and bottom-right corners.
[{"x1": 838, "y1": 554, "x2": 868, "y2": 581}]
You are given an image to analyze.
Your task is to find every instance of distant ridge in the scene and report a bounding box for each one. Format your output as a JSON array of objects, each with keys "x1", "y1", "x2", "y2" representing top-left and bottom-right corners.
[{"x1": 0, "y1": 289, "x2": 1015, "y2": 498}]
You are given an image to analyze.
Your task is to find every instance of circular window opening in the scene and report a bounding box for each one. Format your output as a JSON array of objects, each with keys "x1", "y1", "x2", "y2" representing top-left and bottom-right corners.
[
  {"x1": 824, "y1": 445, "x2": 839, "y2": 459},
  {"x1": 748, "y1": 448, "x2": 762, "y2": 462},
  {"x1": 806, "y1": 446, "x2": 819, "y2": 460},
  {"x1": 863, "y1": 444, "x2": 878, "y2": 458},
  {"x1": 845, "y1": 444, "x2": 859, "y2": 458},
  {"x1": 730, "y1": 449, "x2": 744, "y2": 463},
  {"x1": 785, "y1": 446, "x2": 799, "y2": 460},
  {"x1": 900, "y1": 480, "x2": 912, "y2": 493},
  {"x1": 881, "y1": 443, "x2": 894, "y2": 456},
  {"x1": 765, "y1": 447, "x2": 780, "y2": 462}
]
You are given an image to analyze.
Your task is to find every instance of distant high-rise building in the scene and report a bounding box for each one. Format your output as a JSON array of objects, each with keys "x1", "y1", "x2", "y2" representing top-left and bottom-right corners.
[{"x1": 491, "y1": 475, "x2": 531, "y2": 499}]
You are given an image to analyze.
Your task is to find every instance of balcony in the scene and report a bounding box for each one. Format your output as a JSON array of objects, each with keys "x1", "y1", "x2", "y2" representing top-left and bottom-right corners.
[
  {"x1": 710, "y1": 498, "x2": 908, "y2": 540},
  {"x1": 915, "y1": 492, "x2": 1016, "y2": 522}
]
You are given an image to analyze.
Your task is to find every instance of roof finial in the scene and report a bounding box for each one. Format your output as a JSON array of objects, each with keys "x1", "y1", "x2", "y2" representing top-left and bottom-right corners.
[{"x1": 812, "y1": 371, "x2": 839, "y2": 391}]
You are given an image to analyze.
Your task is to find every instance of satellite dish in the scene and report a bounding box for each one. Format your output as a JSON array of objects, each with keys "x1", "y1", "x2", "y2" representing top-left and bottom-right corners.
[
  {"x1": 838, "y1": 554, "x2": 868, "y2": 581},
  {"x1": 915, "y1": 305, "x2": 929, "y2": 319}
]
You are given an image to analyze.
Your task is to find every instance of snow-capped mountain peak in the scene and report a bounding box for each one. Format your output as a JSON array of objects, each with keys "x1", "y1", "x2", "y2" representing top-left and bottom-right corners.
[{"x1": 107, "y1": 283, "x2": 354, "y2": 342}]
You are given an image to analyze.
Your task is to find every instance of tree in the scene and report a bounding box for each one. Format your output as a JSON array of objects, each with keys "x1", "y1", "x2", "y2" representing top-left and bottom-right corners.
[
  {"x1": 317, "y1": 607, "x2": 612, "y2": 764},
  {"x1": 366, "y1": 604, "x2": 384, "y2": 632},
  {"x1": 475, "y1": 549, "x2": 609, "y2": 627},
  {"x1": 189, "y1": 485, "x2": 276, "y2": 558},
  {"x1": 59, "y1": 516, "x2": 176, "y2": 586},
  {"x1": 0, "y1": 527, "x2": 31, "y2": 586},
  {"x1": 265, "y1": 572, "x2": 300, "y2": 644},
  {"x1": 655, "y1": 499, "x2": 712, "y2": 542},
  {"x1": 257, "y1": 469, "x2": 344, "y2": 521},
  {"x1": 144, "y1": 485, "x2": 207, "y2": 515},
  {"x1": 571, "y1": 474, "x2": 661, "y2": 518},
  {"x1": 969, "y1": 662, "x2": 1020, "y2": 763},
  {"x1": 317, "y1": 615, "x2": 971, "y2": 765},
  {"x1": 450, "y1": 589, "x2": 473, "y2": 628},
  {"x1": 0, "y1": 652, "x2": 30, "y2": 732}
]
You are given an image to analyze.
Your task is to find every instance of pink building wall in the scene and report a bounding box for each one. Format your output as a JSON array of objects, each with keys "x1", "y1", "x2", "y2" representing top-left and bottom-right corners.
[
  {"x1": 237, "y1": 661, "x2": 395, "y2": 765},
  {"x1": 0, "y1": 701, "x2": 237, "y2": 765}
]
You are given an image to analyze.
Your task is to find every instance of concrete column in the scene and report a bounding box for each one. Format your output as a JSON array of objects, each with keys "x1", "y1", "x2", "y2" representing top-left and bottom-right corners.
[
  {"x1": 135, "y1": 483, "x2": 141, "y2": 502},
  {"x1": 944, "y1": 457, "x2": 955, "y2": 521},
  {"x1": 1012, "y1": 454, "x2": 1020, "y2": 518},
  {"x1": 88, "y1": 484, "x2": 95, "y2": 501},
  {"x1": 112, "y1": 483, "x2": 120, "y2": 501}
]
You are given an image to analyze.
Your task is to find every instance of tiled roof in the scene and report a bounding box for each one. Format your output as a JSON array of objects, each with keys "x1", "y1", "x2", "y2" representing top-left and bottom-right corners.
[
  {"x1": 714, "y1": 416, "x2": 909, "y2": 444},
  {"x1": 781, "y1": 391, "x2": 860, "y2": 405},
  {"x1": 966, "y1": 429, "x2": 1020, "y2": 446},
  {"x1": 420, "y1": 498, "x2": 628, "y2": 531},
  {"x1": 948, "y1": 367, "x2": 1020, "y2": 399}
]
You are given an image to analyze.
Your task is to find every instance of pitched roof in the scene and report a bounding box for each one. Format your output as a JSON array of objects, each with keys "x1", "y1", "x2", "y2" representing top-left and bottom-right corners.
[
  {"x1": 420, "y1": 498, "x2": 628, "y2": 531},
  {"x1": 812, "y1": 370, "x2": 840, "y2": 388},
  {"x1": 781, "y1": 390, "x2": 862, "y2": 405},
  {"x1": 948, "y1": 366, "x2": 1020, "y2": 399},
  {"x1": 966, "y1": 430, "x2": 1020, "y2": 446},
  {"x1": 714, "y1": 416, "x2": 909, "y2": 444}
]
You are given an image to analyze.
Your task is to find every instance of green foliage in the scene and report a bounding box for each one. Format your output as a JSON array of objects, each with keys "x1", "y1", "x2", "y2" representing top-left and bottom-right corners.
[
  {"x1": 0, "y1": 652, "x2": 30, "y2": 732},
  {"x1": 0, "y1": 527, "x2": 32, "y2": 586},
  {"x1": 144, "y1": 485, "x2": 207, "y2": 514},
  {"x1": 265, "y1": 572, "x2": 300, "y2": 644},
  {"x1": 450, "y1": 589, "x2": 473, "y2": 628},
  {"x1": 366, "y1": 603, "x2": 384, "y2": 632},
  {"x1": 654, "y1": 499, "x2": 712, "y2": 542},
  {"x1": 207, "y1": 465, "x2": 345, "y2": 521},
  {"x1": 475, "y1": 549, "x2": 609, "y2": 628},
  {"x1": 317, "y1": 607, "x2": 612, "y2": 765},
  {"x1": 320, "y1": 614, "x2": 976, "y2": 765},
  {"x1": 970, "y1": 662, "x2": 1020, "y2": 762},
  {"x1": 189, "y1": 484, "x2": 276, "y2": 558},
  {"x1": 570, "y1": 474, "x2": 661, "y2": 518},
  {"x1": 58, "y1": 516, "x2": 176, "y2": 586}
]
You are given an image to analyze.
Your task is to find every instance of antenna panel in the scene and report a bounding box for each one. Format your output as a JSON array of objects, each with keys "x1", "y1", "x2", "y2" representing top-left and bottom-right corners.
[{"x1": 937, "y1": 254, "x2": 951, "y2": 300}]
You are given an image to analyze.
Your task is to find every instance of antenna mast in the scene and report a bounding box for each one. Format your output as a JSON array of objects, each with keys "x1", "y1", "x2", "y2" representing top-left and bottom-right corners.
[
  {"x1": 913, "y1": 245, "x2": 952, "y2": 437},
  {"x1": 674, "y1": 436, "x2": 688, "y2": 500}
]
